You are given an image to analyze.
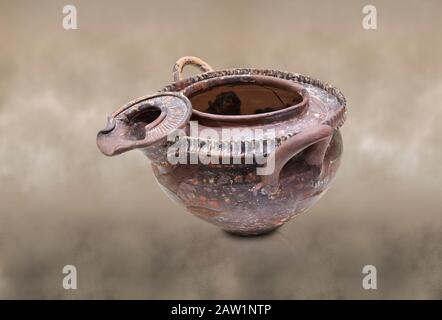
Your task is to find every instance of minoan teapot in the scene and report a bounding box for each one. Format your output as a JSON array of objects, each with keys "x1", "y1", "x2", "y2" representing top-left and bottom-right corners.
[{"x1": 97, "y1": 56, "x2": 346, "y2": 236}]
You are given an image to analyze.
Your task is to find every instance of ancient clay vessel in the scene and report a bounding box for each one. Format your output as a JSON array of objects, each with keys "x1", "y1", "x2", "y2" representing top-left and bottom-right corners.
[{"x1": 97, "y1": 56, "x2": 347, "y2": 236}]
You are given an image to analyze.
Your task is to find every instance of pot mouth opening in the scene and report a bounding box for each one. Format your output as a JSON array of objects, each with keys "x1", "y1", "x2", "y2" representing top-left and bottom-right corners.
[
  {"x1": 116, "y1": 101, "x2": 167, "y2": 141},
  {"x1": 182, "y1": 75, "x2": 309, "y2": 124},
  {"x1": 128, "y1": 105, "x2": 163, "y2": 127}
]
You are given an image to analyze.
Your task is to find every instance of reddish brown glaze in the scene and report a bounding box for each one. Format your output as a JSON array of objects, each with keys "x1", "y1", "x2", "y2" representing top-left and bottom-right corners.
[{"x1": 97, "y1": 56, "x2": 347, "y2": 236}]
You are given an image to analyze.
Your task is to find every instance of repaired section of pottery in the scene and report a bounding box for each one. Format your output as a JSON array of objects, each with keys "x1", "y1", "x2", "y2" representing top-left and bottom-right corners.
[{"x1": 97, "y1": 56, "x2": 347, "y2": 236}]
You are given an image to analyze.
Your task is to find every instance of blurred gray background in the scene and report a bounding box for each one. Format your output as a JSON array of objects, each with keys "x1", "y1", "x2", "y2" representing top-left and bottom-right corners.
[{"x1": 0, "y1": 0, "x2": 441, "y2": 299}]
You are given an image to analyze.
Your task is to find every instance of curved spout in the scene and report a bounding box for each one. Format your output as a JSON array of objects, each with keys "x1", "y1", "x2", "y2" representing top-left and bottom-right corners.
[
  {"x1": 96, "y1": 92, "x2": 192, "y2": 156},
  {"x1": 96, "y1": 116, "x2": 139, "y2": 156}
]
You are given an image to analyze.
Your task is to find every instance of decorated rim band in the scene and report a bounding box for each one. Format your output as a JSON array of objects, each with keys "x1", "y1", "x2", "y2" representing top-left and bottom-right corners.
[
  {"x1": 103, "y1": 68, "x2": 346, "y2": 157},
  {"x1": 161, "y1": 68, "x2": 347, "y2": 130}
]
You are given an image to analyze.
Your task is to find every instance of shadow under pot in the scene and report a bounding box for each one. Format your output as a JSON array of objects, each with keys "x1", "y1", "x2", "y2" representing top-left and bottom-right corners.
[{"x1": 97, "y1": 56, "x2": 346, "y2": 236}]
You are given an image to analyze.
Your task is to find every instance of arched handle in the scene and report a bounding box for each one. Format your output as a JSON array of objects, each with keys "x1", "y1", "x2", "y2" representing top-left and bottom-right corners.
[
  {"x1": 173, "y1": 56, "x2": 214, "y2": 82},
  {"x1": 260, "y1": 125, "x2": 333, "y2": 192}
]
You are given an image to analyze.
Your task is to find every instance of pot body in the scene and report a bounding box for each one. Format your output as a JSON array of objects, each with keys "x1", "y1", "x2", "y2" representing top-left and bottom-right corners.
[
  {"x1": 97, "y1": 56, "x2": 347, "y2": 236},
  {"x1": 145, "y1": 130, "x2": 342, "y2": 235}
]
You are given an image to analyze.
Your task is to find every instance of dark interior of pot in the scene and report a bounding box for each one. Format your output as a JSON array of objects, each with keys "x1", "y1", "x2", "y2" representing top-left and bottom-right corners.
[
  {"x1": 126, "y1": 105, "x2": 163, "y2": 140},
  {"x1": 129, "y1": 107, "x2": 162, "y2": 124},
  {"x1": 188, "y1": 83, "x2": 303, "y2": 116}
]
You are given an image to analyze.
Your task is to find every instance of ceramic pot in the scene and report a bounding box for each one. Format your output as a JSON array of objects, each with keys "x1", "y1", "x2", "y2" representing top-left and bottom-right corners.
[{"x1": 97, "y1": 56, "x2": 347, "y2": 236}]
